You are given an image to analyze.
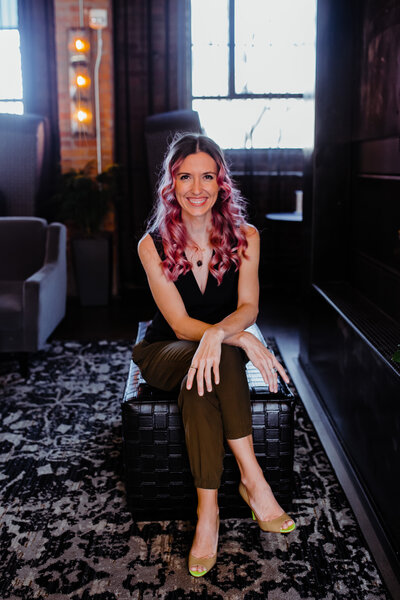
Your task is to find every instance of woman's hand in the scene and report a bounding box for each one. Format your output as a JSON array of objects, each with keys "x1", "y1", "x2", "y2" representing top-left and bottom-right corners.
[
  {"x1": 186, "y1": 327, "x2": 225, "y2": 396},
  {"x1": 239, "y1": 331, "x2": 290, "y2": 393}
]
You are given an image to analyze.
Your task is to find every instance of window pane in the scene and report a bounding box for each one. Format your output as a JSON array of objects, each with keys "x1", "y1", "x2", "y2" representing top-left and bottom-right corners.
[
  {"x1": 235, "y1": 0, "x2": 316, "y2": 94},
  {"x1": 0, "y1": 100, "x2": 23, "y2": 115},
  {"x1": 193, "y1": 98, "x2": 315, "y2": 149},
  {"x1": 0, "y1": 0, "x2": 18, "y2": 28},
  {"x1": 191, "y1": 0, "x2": 229, "y2": 96},
  {"x1": 0, "y1": 30, "x2": 23, "y2": 100}
]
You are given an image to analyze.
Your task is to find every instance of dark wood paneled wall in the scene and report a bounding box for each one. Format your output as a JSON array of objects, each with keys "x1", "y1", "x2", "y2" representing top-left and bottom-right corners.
[
  {"x1": 356, "y1": 0, "x2": 400, "y2": 140},
  {"x1": 310, "y1": 0, "x2": 360, "y2": 283},
  {"x1": 350, "y1": 0, "x2": 400, "y2": 322},
  {"x1": 300, "y1": 0, "x2": 400, "y2": 577},
  {"x1": 310, "y1": 0, "x2": 400, "y2": 309}
]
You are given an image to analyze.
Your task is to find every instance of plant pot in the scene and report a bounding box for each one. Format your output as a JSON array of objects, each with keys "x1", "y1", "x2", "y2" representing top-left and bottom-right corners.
[{"x1": 72, "y1": 236, "x2": 110, "y2": 306}]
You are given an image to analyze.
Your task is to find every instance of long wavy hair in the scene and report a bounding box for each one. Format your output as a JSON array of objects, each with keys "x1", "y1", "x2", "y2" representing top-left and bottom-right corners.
[{"x1": 147, "y1": 133, "x2": 249, "y2": 284}]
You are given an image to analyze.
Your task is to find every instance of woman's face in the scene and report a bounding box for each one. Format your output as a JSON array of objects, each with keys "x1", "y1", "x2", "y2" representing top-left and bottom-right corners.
[{"x1": 174, "y1": 152, "x2": 219, "y2": 220}]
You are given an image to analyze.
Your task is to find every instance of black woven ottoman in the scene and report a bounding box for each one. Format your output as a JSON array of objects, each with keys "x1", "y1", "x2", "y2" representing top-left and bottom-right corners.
[{"x1": 122, "y1": 322, "x2": 296, "y2": 520}]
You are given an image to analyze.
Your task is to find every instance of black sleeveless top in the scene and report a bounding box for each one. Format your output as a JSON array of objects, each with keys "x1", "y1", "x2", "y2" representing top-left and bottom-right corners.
[{"x1": 144, "y1": 230, "x2": 239, "y2": 343}]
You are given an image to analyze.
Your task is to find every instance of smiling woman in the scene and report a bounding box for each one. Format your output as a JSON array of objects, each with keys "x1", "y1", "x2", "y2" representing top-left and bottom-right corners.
[{"x1": 131, "y1": 132, "x2": 295, "y2": 577}]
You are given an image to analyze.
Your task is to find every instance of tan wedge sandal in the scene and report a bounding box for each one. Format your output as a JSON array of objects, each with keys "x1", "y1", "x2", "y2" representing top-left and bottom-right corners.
[
  {"x1": 188, "y1": 516, "x2": 219, "y2": 577},
  {"x1": 239, "y1": 482, "x2": 296, "y2": 533}
]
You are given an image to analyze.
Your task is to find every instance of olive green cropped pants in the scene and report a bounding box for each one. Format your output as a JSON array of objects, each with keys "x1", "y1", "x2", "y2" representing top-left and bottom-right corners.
[{"x1": 131, "y1": 339, "x2": 252, "y2": 489}]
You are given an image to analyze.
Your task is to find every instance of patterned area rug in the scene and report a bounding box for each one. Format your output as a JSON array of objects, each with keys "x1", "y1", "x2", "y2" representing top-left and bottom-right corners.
[{"x1": 0, "y1": 340, "x2": 390, "y2": 600}]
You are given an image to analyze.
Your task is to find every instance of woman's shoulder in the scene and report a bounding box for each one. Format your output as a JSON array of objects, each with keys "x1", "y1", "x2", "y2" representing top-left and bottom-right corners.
[
  {"x1": 138, "y1": 230, "x2": 164, "y2": 262},
  {"x1": 137, "y1": 233, "x2": 153, "y2": 263},
  {"x1": 242, "y1": 222, "x2": 258, "y2": 236},
  {"x1": 138, "y1": 231, "x2": 152, "y2": 250},
  {"x1": 240, "y1": 222, "x2": 259, "y2": 242},
  {"x1": 236, "y1": 223, "x2": 259, "y2": 261}
]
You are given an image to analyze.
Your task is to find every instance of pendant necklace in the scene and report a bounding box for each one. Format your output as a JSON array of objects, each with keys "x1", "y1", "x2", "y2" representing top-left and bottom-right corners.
[
  {"x1": 189, "y1": 244, "x2": 206, "y2": 268},
  {"x1": 195, "y1": 251, "x2": 204, "y2": 267}
]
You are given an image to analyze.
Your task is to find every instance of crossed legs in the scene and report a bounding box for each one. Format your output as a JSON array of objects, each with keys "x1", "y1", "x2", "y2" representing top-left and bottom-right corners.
[
  {"x1": 178, "y1": 345, "x2": 293, "y2": 573},
  {"x1": 132, "y1": 339, "x2": 293, "y2": 575},
  {"x1": 189, "y1": 435, "x2": 295, "y2": 574}
]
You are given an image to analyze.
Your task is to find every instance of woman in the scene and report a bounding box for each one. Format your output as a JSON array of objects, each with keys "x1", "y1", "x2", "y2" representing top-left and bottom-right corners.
[{"x1": 132, "y1": 133, "x2": 296, "y2": 578}]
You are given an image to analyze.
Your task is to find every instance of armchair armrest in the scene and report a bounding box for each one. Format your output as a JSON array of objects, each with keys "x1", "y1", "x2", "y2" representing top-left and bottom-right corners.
[
  {"x1": 23, "y1": 223, "x2": 67, "y2": 350},
  {"x1": 45, "y1": 222, "x2": 67, "y2": 263}
]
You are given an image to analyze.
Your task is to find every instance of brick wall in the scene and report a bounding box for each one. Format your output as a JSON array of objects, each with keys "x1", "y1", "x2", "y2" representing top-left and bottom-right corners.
[
  {"x1": 54, "y1": 0, "x2": 116, "y2": 297},
  {"x1": 54, "y1": 0, "x2": 114, "y2": 173}
]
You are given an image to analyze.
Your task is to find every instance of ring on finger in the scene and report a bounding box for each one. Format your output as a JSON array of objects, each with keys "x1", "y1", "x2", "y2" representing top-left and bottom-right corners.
[
  {"x1": 271, "y1": 367, "x2": 278, "y2": 373},
  {"x1": 189, "y1": 366, "x2": 197, "y2": 371}
]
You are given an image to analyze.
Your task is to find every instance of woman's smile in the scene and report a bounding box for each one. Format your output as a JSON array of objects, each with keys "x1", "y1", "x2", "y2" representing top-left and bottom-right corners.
[{"x1": 186, "y1": 197, "x2": 208, "y2": 206}]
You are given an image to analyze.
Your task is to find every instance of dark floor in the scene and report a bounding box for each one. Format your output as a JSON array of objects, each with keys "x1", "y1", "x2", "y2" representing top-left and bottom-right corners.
[{"x1": 51, "y1": 289, "x2": 399, "y2": 599}]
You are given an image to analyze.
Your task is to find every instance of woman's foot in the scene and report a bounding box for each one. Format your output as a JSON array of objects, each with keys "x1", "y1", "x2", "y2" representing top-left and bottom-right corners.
[
  {"x1": 241, "y1": 478, "x2": 294, "y2": 531},
  {"x1": 189, "y1": 510, "x2": 219, "y2": 575}
]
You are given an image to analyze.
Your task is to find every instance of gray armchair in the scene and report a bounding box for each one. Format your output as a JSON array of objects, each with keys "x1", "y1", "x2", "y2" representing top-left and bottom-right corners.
[{"x1": 0, "y1": 217, "x2": 67, "y2": 358}]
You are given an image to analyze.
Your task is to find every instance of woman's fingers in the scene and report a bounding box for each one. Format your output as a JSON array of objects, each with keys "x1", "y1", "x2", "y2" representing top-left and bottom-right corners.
[
  {"x1": 196, "y1": 364, "x2": 205, "y2": 396},
  {"x1": 269, "y1": 353, "x2": 290, "y2": 385},
  {"x1": 250, "y1": 350, "x2": 276, "y2": 392},
  {"x1": 213, "y1": 359, "x2": 220, "y2": 386},
  {"x1": 203, "y1": 359, "x2": 213, "y2": 393},
  {"x1": 186, "y1": 365, "x2": 197, "y2": 390},
  {"x1": 256, "y1": 353, "x2": 289, "y2": 393},
  {"x1": 187, "y1": 346, "x2": 288, "y2": 396},
  {"x1": 267, "y1": 358, "x2": 278, "y2": 393},
  {"x1": 186, "y1": 358, "x2": 220, "y2": 395},
  {"x1": 243, "y1": 337, "x2": 288, "y2": 392},
  {"x1": 275, "y1": 360, "x2": 290, "y2": 383},
  {"x1": 258, "y1": 363, "x2": 272, "y2": 390},
  {"x1": 186, "y1": 332, "x2": 222, "y2": 395},
  {"x1": 199, "y1": 357, "x2": 219, "y2": 395},
  {"x1": 264, "y1": 362, "x2": 278, "y2": 393}
]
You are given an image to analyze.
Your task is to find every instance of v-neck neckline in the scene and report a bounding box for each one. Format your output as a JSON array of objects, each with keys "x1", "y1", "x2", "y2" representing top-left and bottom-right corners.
[
  {"x1": 184, "y1": 250, "x2": 214, "y2": 297},
  {"x1": 189, "y1": 267, "x2": 211, "y2": 297}
]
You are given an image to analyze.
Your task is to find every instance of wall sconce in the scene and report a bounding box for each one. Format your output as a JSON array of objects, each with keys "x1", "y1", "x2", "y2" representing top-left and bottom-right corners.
[{"x1": 68, "y1": 28, "x2": 94, "y2": 136}]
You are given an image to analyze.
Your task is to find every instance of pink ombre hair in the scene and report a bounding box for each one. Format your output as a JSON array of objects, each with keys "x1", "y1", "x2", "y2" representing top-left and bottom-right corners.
[{"x1": 147, "y1": 133, "x2": 249, "y2": 284}]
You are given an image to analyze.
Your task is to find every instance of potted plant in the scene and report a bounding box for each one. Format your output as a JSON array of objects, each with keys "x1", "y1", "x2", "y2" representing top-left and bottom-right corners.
[
  {"x1": 48, "y1": 160, "x2": 121, "y2": 306},
  {"x1": 392, "y1": 345, "x2": 400, "y2": 364}
]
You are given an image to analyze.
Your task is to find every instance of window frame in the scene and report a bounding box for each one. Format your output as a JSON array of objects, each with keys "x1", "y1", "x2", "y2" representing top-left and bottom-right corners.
[
  {"x1": 0, "y1": 0, "x2": 23, "y2": 113},
  {"x1": 191, "y1": 0, "x2": 306, "y2": 104}
]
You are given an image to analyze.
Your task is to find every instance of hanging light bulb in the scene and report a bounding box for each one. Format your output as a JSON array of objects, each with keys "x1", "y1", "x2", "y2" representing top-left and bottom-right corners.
[
  {"x1": 74, "y1": 37, "x2": 89, "y2": 52},
  {"x1": 76, "y1": 109, "x2": 91, "y2": 122},
  {"x1": 76, "y1": 74, "x2": 90, "y2": 87}
]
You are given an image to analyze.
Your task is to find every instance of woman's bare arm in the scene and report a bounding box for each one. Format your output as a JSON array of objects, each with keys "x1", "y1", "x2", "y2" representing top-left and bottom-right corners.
[
  {"x1": 138, "y1": 227, "x2": 289, "y2": 394},
  {"x1": 138, "y1": 225, "x2": 259, "y2": 341}
]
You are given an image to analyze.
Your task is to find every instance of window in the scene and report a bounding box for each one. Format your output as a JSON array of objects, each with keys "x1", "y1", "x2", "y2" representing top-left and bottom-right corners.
[
  {"x1": 191, "y1": 0, "x2": 316, "y2": 149},
  {"x1": 0, "y1": 0, "x2": 23, "y2": 114}
]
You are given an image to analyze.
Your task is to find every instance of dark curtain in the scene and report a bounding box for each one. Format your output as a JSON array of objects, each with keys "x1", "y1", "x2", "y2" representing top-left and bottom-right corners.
[
  {"x1": 113, "y1": 0, "x2": 191, "y2": 290},
  {"x1": 18, "y1": 0, "x2": 60, "y2": 206}
]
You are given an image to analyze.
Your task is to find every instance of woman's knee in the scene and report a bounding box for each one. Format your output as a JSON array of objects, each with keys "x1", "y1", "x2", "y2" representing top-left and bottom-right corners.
[
  {"x1": 131, "y1": 339, "x2": 149, "y2": 366},
  {"x1": 133, "y1": 340, "x2": 198, "y2": 391},
  {"x1": 178, "y1": 375, "x2": 213, "y2": 414}
]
